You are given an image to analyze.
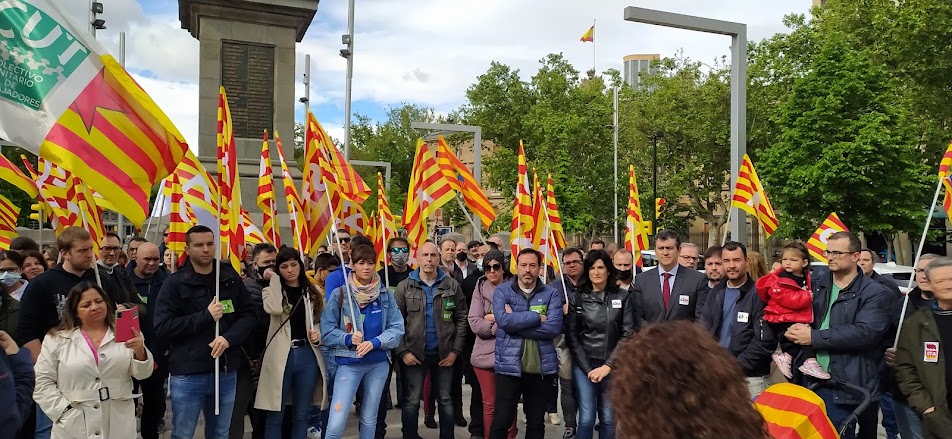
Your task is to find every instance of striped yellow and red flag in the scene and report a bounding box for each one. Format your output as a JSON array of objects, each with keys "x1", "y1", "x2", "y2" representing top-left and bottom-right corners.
[
  {"x1": 545, "y1": 174, "x2": 566, "y2": 250},
  {"x1": 275, "y1": 131, "x2": 310, "y2": 252},
  {"x1": 257, "y1": 130, "x2": 281, "y2": 247},
  {"x1": 30, "y1": 157, "x2": 70, "y2": 232},
  {"x1": 0, "y1": 194, "x2": 19, "y2": 251},
  {"x1": 624, "y1": 166, "x2": 650, "y2": 267},
  {"x1": 436, "y1": 135, "x2": 496, "y2": 227},
  {"x1": 306, "y1": 112, "x2": 369, "y2": 204},
  {"x1": 242, "y1": 211, "x2": 267, "y2": 245},
  {"x1": 731, "y1": 154, "x2": 779, "y2": 237},
  {"x1": 0, "y1": 154, "x2": 37, "y2": 198},
  {"x1": 217, "y1": 87, "x2": 244, "y2": 272},
  {"x1": 755, "y1": 383, "x2": 839, "y2": 439},
  {"x1": 0, "y1": 2, "x2": 189, "y2": 226},
  {"x1": 806, "y1": 213, "x2": 849, "y2": 263},
  {"x1": 509, "y1": 141, "x2": 534, "y2": 271},
  {"x1": 32, "y1": 158, "x2": 103, "y2": 246},
  {"x1": 301, "y1": 112, "x2": 338, "y2": 256},
  {"x1": 530, "y1": 169, "x2": 555, "y2": 268},
  {"x1": 404, "y1": 138, "x2": 455, "y2": 252},
  {"x1": 939, "y1": 139, "x2": 952, "y2": 177},
  {"x1": 375, "y1": 172, "x2": 397, "y2": 271},
  {"x1": 338, "y1": 199, "x2": 367, "y2": 235},
  {"x1": 580, "y1": 24, "x2": 595, "y2": 42},
  {"x1": 944, "y1": 180, "x2": 952, "y2": 224},
  {"x1": 166, "y1": 171, "x2": 188, "y2": 255}
]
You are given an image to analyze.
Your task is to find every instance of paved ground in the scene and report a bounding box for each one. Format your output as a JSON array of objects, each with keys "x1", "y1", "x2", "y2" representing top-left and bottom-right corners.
[{"x1": 153, "y1": 372, "x2": 888, "y2": 439}]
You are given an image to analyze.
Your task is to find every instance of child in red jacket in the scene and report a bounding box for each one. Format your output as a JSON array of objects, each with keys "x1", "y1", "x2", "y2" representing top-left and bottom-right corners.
[{"x1": 755, "y1": 242, "x2": 829, "y2": 380}]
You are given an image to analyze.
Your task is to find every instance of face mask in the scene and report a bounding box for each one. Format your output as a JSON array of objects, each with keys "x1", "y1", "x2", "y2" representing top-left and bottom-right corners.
[
  {"x1": 0, "y1": 272, "x2": 21, "y2": 287},
  {"x1": 618, "y1": 269, "x2": 633, "y2": 281},
  {"x1": 456, "y1": 251, "x2": 468, "y2": 262},
  {"x1": 391, "y1": 252, "x2": 409, "y2": 267},
  {"x1": 476, "y1": 259, "x2": 484, "y2": 270},
  {"x1": 257, "y1": 265, "x2": 274, "y2": 277}
]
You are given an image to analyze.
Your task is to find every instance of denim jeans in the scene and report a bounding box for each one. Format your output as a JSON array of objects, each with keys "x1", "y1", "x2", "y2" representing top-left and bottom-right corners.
[
  {"x1": 318, "y1": 346, "x2": 340, "y2": 439},
  {"x1": 894, "y1": 398, "x2": 924, "y2": 439},
  {"x1": 266, "y1": 347, "x2": 320, "y2": 439},
  {"x1": 879, "y1": 392, "x2": 899, "y2": 439},
  {"x1": 815, "y1": 388, "x2": 880, "y2": 439},
  {"x1": 326, "y1": 360, "x2": 390, "y2": 439},
  {"x1": 572, "y1": 367, "x2": 614, "y2": 439},
  {"x1": 169, "y1": 371, "x2": 238, "y2": 439},
  {"x1": 401, "y1": 353, "x2": 455, "y2": 439},
  {"x1": 34, "y1": 404, "x2": 51, "y2": 439}
]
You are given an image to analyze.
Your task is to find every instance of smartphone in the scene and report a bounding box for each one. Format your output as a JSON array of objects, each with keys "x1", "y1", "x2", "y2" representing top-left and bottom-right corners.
[{"x1": 116, "y1": 307, "x2": 140, "y2": 343}]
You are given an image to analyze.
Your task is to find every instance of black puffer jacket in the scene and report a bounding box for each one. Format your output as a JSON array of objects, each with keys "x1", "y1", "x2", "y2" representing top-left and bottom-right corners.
[{"x1": 565, "y1": 284, "x2": 639, "y2": 374}]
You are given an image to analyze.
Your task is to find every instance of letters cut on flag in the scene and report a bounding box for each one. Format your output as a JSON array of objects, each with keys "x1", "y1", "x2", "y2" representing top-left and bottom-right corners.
[{"x1": 0, "y1": 1, "x2": 189, "y2": 226}]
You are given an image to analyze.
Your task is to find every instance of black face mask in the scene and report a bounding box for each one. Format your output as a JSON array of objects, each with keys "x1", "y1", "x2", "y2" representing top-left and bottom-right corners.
[
  {"x1": 257, "y1": 265, "x2": 274, "y2": 277},
  {"x1": 456, "y1": 251, "x2": 469, "y2": 262},
  {"x1": 618, "y1": 269, "x2": 633, "y2": 281}
]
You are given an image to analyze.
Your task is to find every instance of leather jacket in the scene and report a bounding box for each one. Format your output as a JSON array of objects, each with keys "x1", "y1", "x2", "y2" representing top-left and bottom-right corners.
[{"x1": 565, "y1": 284, "x2": 639, "y2": 374}]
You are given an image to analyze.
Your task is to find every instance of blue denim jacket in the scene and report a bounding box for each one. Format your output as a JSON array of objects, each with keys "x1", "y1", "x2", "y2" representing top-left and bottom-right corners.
[{"x1": 321, "y1": 283, "x2": 405, "y2": 361}]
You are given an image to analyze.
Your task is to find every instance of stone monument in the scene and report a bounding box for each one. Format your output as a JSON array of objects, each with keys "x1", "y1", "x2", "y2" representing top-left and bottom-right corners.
[{"x1": 178, "y1": 0, "x2": 317, "y2": 236}]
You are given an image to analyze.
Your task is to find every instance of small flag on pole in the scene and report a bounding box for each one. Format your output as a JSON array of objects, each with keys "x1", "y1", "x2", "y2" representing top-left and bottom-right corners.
[
  {"x1": 257, "y1": 130, "x2": 281, "y2": 247},
  {"x1": 509, "y1": 141, "x2": 534, "y2": 272},
  {"x1": 580, "y1": 24, "x2": 595, "y2": 42},
  {"x1": 624, "y1": 166, "x2": 650, "y2": 267},
  {"x1": 806, "y1": 213, "x2": 849, "y2": 263},
  {"x1": 939, "y1": 139, "x2": 952, "y2": 177},
  {"x1": 730, "y1": 154, "x2": 780, "y2": 237}
]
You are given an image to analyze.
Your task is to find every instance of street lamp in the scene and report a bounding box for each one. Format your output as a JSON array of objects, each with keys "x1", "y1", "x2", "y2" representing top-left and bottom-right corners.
[
  {"x1": 652, "y1": 131, "x2": 663, "y2": 232},
  {"x1": 625, "y1": 6, "x2": 748, "y2": 244}
]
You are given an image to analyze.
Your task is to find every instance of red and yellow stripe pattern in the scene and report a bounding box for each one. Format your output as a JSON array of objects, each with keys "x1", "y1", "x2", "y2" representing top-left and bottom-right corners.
[
  {"x1": 731, "y1": 154, "x2": 779, "y2": 237},
  {"x1": 755, "y1": 383, "x2": 839, "y2": 439},
  {"x1": 257, "y1": 130, "x2": 281, "y2": 247},
  {"x1": 436, "y1": 135, "x2": 496, "y2": 227}
]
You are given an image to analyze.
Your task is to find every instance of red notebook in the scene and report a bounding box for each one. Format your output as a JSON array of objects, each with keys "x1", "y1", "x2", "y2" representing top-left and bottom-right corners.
[{"x1": 116, "y1": 307, "x2": 140, "y2": 343}]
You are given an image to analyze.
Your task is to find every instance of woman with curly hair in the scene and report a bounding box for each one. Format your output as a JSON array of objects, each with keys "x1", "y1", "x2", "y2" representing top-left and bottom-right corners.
[{"x1": 610, "y1": 321, "x2": 770, "y2": 439}]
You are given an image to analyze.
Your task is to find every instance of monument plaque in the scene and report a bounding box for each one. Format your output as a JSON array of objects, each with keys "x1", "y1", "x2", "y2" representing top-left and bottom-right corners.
[{"x1": 220, "y1": 40, "x2": 275, "y2": 138}]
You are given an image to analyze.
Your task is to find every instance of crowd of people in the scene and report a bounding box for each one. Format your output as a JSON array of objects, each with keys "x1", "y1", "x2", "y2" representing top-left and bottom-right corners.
[{"x1": 0, "y1": 225, "x2": 950, "y2": 439}]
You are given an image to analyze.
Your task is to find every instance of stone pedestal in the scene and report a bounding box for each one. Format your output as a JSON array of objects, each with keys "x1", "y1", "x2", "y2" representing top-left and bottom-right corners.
[{"x1": 179, "y1": 0, "x2": 316, "y2": 239}]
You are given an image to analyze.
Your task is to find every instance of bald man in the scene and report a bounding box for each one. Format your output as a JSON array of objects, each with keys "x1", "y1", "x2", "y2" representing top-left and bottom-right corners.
[
  {"x1": 128, "y1": 242, "x2": 171, "y2": 438},
  {"x1": 394, "y1": 241, "x2": 469, "y2": 439}
]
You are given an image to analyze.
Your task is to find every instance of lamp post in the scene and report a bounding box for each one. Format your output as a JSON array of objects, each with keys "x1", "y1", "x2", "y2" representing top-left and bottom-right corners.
[
  {"x1": 625, "y1": 6, "x2": 748, "y2": 244},
  {"x1": 652, "y1": 131, "x2": 662, "y2": 232},
  {"x1": 613, "y1": 87, "x2": 619, "y2": 244}
]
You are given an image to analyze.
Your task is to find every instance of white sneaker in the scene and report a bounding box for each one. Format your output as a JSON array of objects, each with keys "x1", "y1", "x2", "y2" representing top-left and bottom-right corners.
[
  {"x1": 549, "y1": 413, "x2": 562, "y2": 425},
  {"x1": 307, "y1": 426, "x2": 322, "y2": 439}
]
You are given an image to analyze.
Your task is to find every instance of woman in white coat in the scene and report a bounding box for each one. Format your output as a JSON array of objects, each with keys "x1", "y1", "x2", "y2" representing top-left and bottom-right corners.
[
  {"x1": 34, "y1": 281, "x2": 153, "y2": 439},
  {"x1": 255, "y1": 247, "x2": 328, "y2": 439}
]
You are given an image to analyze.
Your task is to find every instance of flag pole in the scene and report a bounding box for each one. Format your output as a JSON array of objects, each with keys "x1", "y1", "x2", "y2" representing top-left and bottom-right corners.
[
  {"x1": 270, "y1": 198, "x2": 280, "y2": 247},
  {"x1": 592, "y1": 19, "x2": 596, "y2": 73},
  {"x1": 381, "y1": 211, "x2": 390, "y2": 290},
  {"x1": 214, "y1": 162, "x2": 223, "y2": 416},
  {"x1": 455, "y1": 194, "x2": 484, "y2": 242},
  {"x1": 894, "y1": 176, "x2": 944, "y2": 347},
  {"x1": 721, "y1": 201, "x2": 734, "y2": 245},
  {"x1": 324, "y1": 190, "x2": 360, "y2": 333},
  {"x1": 543, "y1": 206, "x2": 569, "y2": 304}
]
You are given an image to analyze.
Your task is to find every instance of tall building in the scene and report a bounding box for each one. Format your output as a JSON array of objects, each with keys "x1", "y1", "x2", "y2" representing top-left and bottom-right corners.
[
  {"x1": 812, "y1": 0, "x2": 825, "y2": 7},
  {"x1": 623, "y1": 54, "x2": 660, "y2": 89}
]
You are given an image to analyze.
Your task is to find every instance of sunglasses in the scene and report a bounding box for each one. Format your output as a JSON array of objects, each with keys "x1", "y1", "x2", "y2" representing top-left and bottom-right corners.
[
  {"x1": 484, "y1": 263, "x2": 503, "y2": 272},
  {"x1": 390, "y1": 248, "x2": 409, "y2": 254},
  {"x1": 339, "y1": 237, "x2": 351, "y2": 243}
]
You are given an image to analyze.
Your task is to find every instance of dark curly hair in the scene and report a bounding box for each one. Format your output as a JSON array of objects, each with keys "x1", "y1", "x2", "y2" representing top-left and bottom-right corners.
[{"x1": 610, "y1": 321, "x2": 769, "y2": 439}]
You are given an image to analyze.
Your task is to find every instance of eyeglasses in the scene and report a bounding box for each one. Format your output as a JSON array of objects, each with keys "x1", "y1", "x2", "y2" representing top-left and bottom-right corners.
[
  {"x1": 484, "y1": 263, "x2": 503, "y2": 272},
  {"x1": 339, "y1": 237, "x2": 351, "y2": 243},
  {"x1": 564, "y1": 260, "x2": 582, "y2": 266},
  {"x1": 163, "y1": 233, "x2": 169, "y2": 237},
  {"x1": 822, "y1": 250, "x2": 856, "y2": 258},
  {"x1": 390, "y1": 248, "x2": 409, "y2": 254},
  {"x1": 679, "y1": 255, "x2": 699, "y2": 261},
  {"x1": 102, "y1": 246, "x2": 122, "y2": 253},
  {"x1": 0, "y1": 267, "x2": 18, "y2": 273}
]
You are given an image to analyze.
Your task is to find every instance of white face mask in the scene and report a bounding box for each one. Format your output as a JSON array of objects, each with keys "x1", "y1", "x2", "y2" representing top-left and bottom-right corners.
[
  {"x1": 0, "y1": 271, "x2": 22, "y2": 287},
  {"x1": 476, "y1": 259, "x2": 484, "y2": 270}
]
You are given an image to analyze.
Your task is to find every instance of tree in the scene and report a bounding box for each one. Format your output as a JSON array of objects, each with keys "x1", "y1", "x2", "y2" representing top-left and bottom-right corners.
[{"x1": 757, "y1": 35, "x2": 932, "y2": 244}]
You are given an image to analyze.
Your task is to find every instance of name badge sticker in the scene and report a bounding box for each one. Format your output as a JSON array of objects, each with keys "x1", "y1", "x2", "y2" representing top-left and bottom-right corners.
[
  {"x1": 925, "y1": 342, "x2": 939, "y2": 363},
  {"x1": 611, "y1": 299, "x2": 622, "y2": 309},
  {"x1": 737, "y1": 312, "x2": 749, "y2": 323},
  {"x1": 678, "y1": 295, "x2": 690, "y2": 306}
]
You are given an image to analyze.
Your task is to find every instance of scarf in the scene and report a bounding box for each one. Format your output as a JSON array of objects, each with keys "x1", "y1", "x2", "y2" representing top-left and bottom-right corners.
[
  {"x1": 349, "y1": 272, "x2": 382, "y2": 306},
  {"x1": 932, "y1": 300, "x2": 952, "y2": 316}
]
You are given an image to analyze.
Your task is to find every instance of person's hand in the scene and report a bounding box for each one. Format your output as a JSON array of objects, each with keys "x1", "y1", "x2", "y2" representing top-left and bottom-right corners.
[
  {"x1": 356, "y1": 341, "x2": 374, "y2": 356},
  {"x1": 785, "y1": 323, "x2": 812, "y2": 345},
  {"x1": 439, "y1": 352, "x2": 458, "y2": 367},
  {"x1": 484, "y1": 314, "x2": 495, "y2": 323},
  {"x1": 124, "y1": 328, "x2": 146, "y2": 358},
  {"x1": 884, "y1": 347, "x2": 897, "y2": 367},
  {"x1": 308, "y1": 329, "x2": 320, "y2": 344},
  {"x1": 263, "y1": 268, "x2": 276, "y2": 281},
  {"x1": 924, "y1": 407, "x2": 936, "y2": 415},
  {"x1": 563, "y1": 303, "x2": 569, "y2": 315},
  {"x1": 0, "y1": 331, "x2": 19, "y2": 355},
  {"x1": 207, "y1": 298, "x2": 223, "y2": 322},
  {"x1": 208, "y1": 336, "x2": 230, "y2": 358},
  {"x1": 402, "y1": 352, "x2": 421, "y2": 366},
  {"x1": 351, "y1": 331, "x2": 364, "y2": 345},
  {"x1": 116, "y1": 304, "x2": 127, "y2": 311},
  {"x1": 505, "y1": 304, "x2": 513, "y2": 313},
  {"x1": 588, "y1": 365, "x2": 612, "y2": 383},
  {"x1": 539, "y1": 313, "x2": 547, "y2": 323}
]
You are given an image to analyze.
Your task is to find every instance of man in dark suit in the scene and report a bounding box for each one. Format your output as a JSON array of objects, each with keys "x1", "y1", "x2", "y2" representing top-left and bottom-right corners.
[{"x1": 632, "y1": 229, "x2": 710, "y2": 324}]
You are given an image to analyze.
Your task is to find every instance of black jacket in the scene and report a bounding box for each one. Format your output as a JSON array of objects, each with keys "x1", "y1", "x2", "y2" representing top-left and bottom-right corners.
[
  {"x1": 241, "y1": 274, "x2": 270, "y2": 362},
  {"x1": 795, "y1": 266, "x2": 895, "y2": 403},
  {"x1": 127, "y1": 262, "x2": 169, "y2": 363},
  {"x1": 565, "y1": 285, "x2": 639, "y2": 374},
  {"x1": 16, "y1": 265, "x2": 98, "y2": 345},
  {"x1": 98, "y1": 262, "x2": 143, "y2": 311},
  {"x1": 700, "y1": 277, "x2": 776, "y2": 377},
  {"x1": 153, "y1": 260, "x2": 256, "y2": 376}
]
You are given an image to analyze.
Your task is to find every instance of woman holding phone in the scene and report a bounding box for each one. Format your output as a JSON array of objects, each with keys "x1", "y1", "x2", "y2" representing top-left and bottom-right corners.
[
  {"x1": 255, "y1": 247, "x2": 328, "y2": 439},
  {"x1": 33, "y1": 282, "x2": 153, "y2": 439}
]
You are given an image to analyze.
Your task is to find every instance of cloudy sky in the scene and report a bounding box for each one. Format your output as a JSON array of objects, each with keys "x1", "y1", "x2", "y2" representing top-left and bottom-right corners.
[{"x1": 57, "y1": 0, "x2": 812, "y2": 150}]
